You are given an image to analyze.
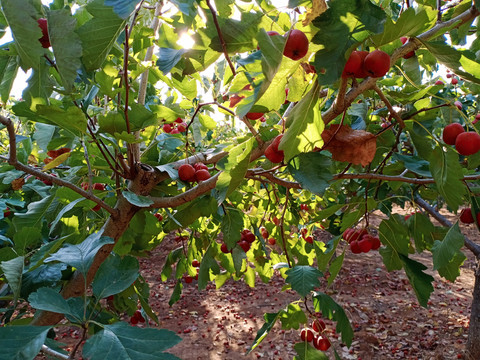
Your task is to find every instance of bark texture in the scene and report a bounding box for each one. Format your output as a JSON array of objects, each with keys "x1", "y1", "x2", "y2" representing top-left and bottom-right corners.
[{"x1": 466, "y1": 262, "x2": 480, "y2": 360}]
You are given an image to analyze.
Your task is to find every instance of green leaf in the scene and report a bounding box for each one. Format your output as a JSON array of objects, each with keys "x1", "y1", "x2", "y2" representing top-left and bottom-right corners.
[
  {"x1": 221, "y1": 208, "x2": 243, "y2": 250},
  {"x1": 422, "y1": 40, "x2": 480, "y2": 84},
  {"x1": 0, "y1": 256, "x2": 24, "y2": 304},
  {"x1": 215, "y1": 138, "x2": 254, "y2": 204},
  {"x1": 164, "y1": 196, "x2": 217, "y2": 232},
  {"x1": 0, "y1": 326, "x2": 52, "y2": 360},
  {"x1": 122, "y1": 191, "x2": 154, "y2": 207},
  {"x1": 82, "y1": 322, "x2": 181, "y2": 360},
  {"x1": 378, "y1": 214, "x2": 410, "y2": 271},
  {"x1": 92, "y1": 255, "x2": 139, "y2": 299},
  {"x1": 312, "y1": 292, "x2": 354, "y2": 347},
  {"x1": 12, "y1": 195, "x2": 58, "y2": 231},
  {"x1": 1, "y1": 0, "x2": 45, "y2": 70},
  {"x1": 36, "y1": 105, "x2": 88, "y2": 135},
  {"x1": 98, "y1": 111, "x2": 127, "y2": 135},
  {"x1": 104, "y1": 0, "x2": 142, "y2": 20},
  {"x1": 28, "y1": 287, "x2": 78, "y2": 319},
  {"x1": 157, "y1": 48, "x2": 188, "y2": 74},
  {"x1": 0, "y1": 51, "x2": 19, "y2": 102},
  {"x1": 315, "y1": 236, "x2": 341, "y2": 272},
  {"x1": 407, "y1": 212, "x2": 435, "y2": 252},
  {"x1": 282, "y1": 83, "x2": 324, "y2": 162},
  {"x1": 327, "y1": 250, "x2": 345, "y2": 286},
  {"x1": 294, "y1": 342, "x2": 329, "y2": 360},
  {"x1": 168, "y1": 280, "x2": 183, "y2": 306},
  {"x1": 285, "y1": 265, "x2": 322, "y2": 298},
  {"x1": 197, "y1": 245, "x2": 220, "y2": 290},
  {"x1": 399, "y1": 254, "x2": 434, "y2": 308},
  {"x1": 431, "y1": 222, "x2": 466, "y2": 282},
  {"x1": 393, "y1": 153, "x2": 431, "y2": 177},
  {"x1": 13, "y1": 227, "x2": 42, "y2": 256},
  {"x1": 247, "y1": 312, "x2": 280, "y2": 353},
  {"x1": 45, "y1": 234, "x2": 114, "y2": 276},
  {"x1": 47, "y1": 9, "x2": 82, "y2": 92},
  {"x1": 77, "y1": 0, "x2": 125, "y2": 71},
  {"x1": 22, "y1": 62, "x2": 54, "y2": 106},
  {"x1": 429, "y1": 147, "x2": 465, "y2": 212},
  {"x1": 288, "y1": 152, "x2": 332, "y2": 196},
  {"x1": 49, "y1": 198, "x2": 85, "y2": 235},
  {"x1": 312, "y1": 0, "x2": 386, "y2": 84},
  {"x1": 279, "y1": 303, "x2": 307, "y2": 330}
]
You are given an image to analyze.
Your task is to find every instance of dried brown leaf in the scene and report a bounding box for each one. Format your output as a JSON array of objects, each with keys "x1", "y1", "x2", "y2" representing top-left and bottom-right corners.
[
  {"x1": 321, "y1": 125, "x2": 377, "y2": 166},
  {"x1": 11, "y1": 177, "x2": 25, "y2": 190},
  {"x1": 302, "y1": 0, "x2": 328, "y2": 26}
]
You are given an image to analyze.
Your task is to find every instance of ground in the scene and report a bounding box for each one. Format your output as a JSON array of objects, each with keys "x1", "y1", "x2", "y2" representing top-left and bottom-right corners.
[{"x1": 36, "y1": 211, "x2": 477, "y2": 360}]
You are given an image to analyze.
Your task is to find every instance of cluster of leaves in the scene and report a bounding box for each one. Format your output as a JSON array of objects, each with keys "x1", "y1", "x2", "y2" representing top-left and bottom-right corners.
[{"x1": 1, "y1": 0, "x2": 480, "y2": 359}]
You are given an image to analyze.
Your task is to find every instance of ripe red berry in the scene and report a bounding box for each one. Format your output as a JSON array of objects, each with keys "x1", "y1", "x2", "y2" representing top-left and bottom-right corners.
[
  {"x1": 435, "y1": 80, "x2": 444, "y2": 85},
  {"x1": 350, "y1": 240, "x2": 362, "y2": 254},
  {"x1": 184, "y1": 275, "x2": 193, "y2": 284},
  {"x1": 192, "y1": 259, "x2": 200, "y2": 267},
  {"x1": 177, "y1": 122, "x2": 187, "y2": 132},
  {"x1": 130, "y1": 316, "x2": 139, "y2": 325},
  {"x1": 305, "y1": 235, "x2": 313, "y2": 244},
  {"x1": 178, "y1": 164, "x2": 196, "y2": 182},
  {"x1": 268, "y1": 237, "x2": 276, "y2": 245},
  {"x1": 3, "y1": 207, "x2": 11, "y2": 217},
  {"x1": 352, "y1": 51, "x2": 369, "y2": 78},
  {"x1": 283, "y1": 29, "x2": 309, "y2": 61},
  {"x1": 455, "y1": 132, "x2": 480, "y2": 156},
  {"x1": 241, "y1": 229, "x2": 256, "y2": 243},
  {"x1": 370, "y1": 236, "x2": 381, "y2": 250},
  {"x1": 194, "y1": 162, "x2": 208, "y2": 171},
  {"x1": 442, "y1": 123, "x2": 464, "y2": 145},
  {"x1": 454, "y1": 101, "x2": 463, "y2": 110},
  {"x1": 93, "y1": 183, "x2": 105, "y2": 191},
  {"x1": 246, "y1": 112, "x2": 264, "y2": 120},
  {"x1": 357, "y1": 238, "x2": 373, "y2": 253},
  {"x1": 92, "y1": 204, "x2": 101, "y2": 212},
  {"x1": 170, "y1": 128, "x2": 180, "y2": 134},
  {"x1": 175, "y1": 117, "x2": 184, "y2": 123},
  {"x1": 364, "y1": 50, "x2": 391, "y2": 77},
  {"x1": 238, "y1": 240, "x2": 251, "y2": 252},
  {"x1": 134, "y1": 310, "x2": 145, "y2": 323},
  {"x1": 460, "y1": 208, "x2": 475, "y2": 224},
  {"x1": 312, "y1": 319, "x2": 326, "y2": 333},
  {"x1": 154, "y1": 213, "x2": 163, "y2": 221},
  {"x1": 451, "y1": 77, "x2": 459, "y2": 85},
  {"x1": 194, "y1": 169, "x2": 211, "y2": 182},
  {"x1": 314, "y1": 336, "x2": 331, "y2": 351},
  {"x1": 300, "y1": 328, "x2": 314, "y2": 342},
  {"x1": 163, "y1": 123, "x2": 172, "y2": 133},
  {"x1": 37, "y1": 18, "x2": 50, "y2": 48},
  {"x1": 260, "y1": 227, "x2": 269, "y2": 239},
  {"x1": 265, "y1": 134, "x2": 284, "y2": 163},
  {"x1": 220, "y1": 243, "x2": 231, "y2": 253},
  {"x1": 342, "y1": 51, "x2": 362, "y2": 77}
]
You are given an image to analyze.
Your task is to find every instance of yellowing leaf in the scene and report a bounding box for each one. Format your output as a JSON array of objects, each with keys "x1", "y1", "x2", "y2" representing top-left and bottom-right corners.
[
  {"x1": 43, "y1": 152, "x2": 70, "y2": 170},
  {"x1": 303, "y1": 0, "x2": 327, "y2": 26}
]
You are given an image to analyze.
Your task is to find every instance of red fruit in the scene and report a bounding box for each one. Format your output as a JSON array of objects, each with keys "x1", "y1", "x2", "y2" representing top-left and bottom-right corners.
[
  {"x1": 92, "y1": 204, "x2": 101, "y2": 212},
  {"x1": 154, "y1": 213, "x2": 163, "y2": 221},
  {"x1": 455, "y1": 132, "x2": 480, "y2": 156},
  {"x1": 130, "y1": 316, "x2": 139, "y2": 325},
  {"x1": 357, "y1": 238, "x2": 373, "y2": 253},
  {"x1": 238, "y1": 240, "x2": 251, "y2": 252},
  {"x1": 170, "y1": 128, "x2": 180, "y2": 134},
  {"x1": 194, "y1": 169, "x2": 211, "y2": 182},
  {"x1": 342, "y1": 51, "x2": 362, "y2": 77},
  {"x1": 246, "y1": 112, "x2": 264, "y2": 120},
  {"x1": 37, "y1": 18, "x2": 50, "y2": 48},
  {"x1": 175, "y1": 117, "x2": 183, "y2": 123},
  {"x1": 260, "y1": 227, "x2": 269, "y2": 239},
  {"x1": 442, "y1": 123, "x2": 464, "y2": 145},
  {"x1": 284, "y1": 88, "x2": 290, "y2": 104},
  {"x1": 184, "y1": 275, "x2": 193, "y2": 284},
  {"x1": 178, "y1": 164, "x2": 195, "y2": 181},
  {"x1": 265, "y1": 145, "x2": 284, "y2": 163},
  {"x1": 312, "y1": 319, "x2": 326, "y2": 333},
  {"x1": 454, "y1": 101, "x2": 463, "y2": 110},
  {"x1": 435, "y1": 80, "x2": 444, "y2": 85},
  {"x1": 474, "y1": 114, "x2": 480, "y2": 124},
  {"x1": 220, "y1": 243, "x2": 231, "y2": 253},
  {"x1": 268, "y1": 237, "x2": 276, "y2": 245},
  {"x1": 370, "y1": 236, "x2": 381, "y2": 250},
  {"x1": 192, "y1": 259, "x2": 200, "y2": 267},
  {"x1": 134, "y1": 310, "x2": 145, "y2": 323},
  {"x1": 229, "y1": 94, "x2": 244, "y2": 107},
  {"x1": 352, "y1": 51, "x2": 369, "y2": 78},
  {"x1": 344, "y1": 228, "x2": 368, "y2": 243},
  {"x1": 177, "y1": 123, "x2": 187, "y2": 133},
  {"x1": 272, "y1": 216, "x2": 280, "y2": 226},
  {"x1": 194, "y1": 162, "x2": 208, "y2": 171},
  {"x1": 283, "y1": 29, "x2": 309, "y2": 61},
  {"x1": 3, "y1": 207, "x2": 11, "y2": 217},
  {"x1": 315, "y1": 336, "x2": 331, "y2": 351},
  {"x1": 241, "y1": 229, "x2": 256, "y2": 243},
  {"x1": 364, "y1": 50, "x2": 390, "y2": 77},
  {"x1": 300, "y1": 328, "x2": 314, "y2": 342},
  {"x1": 400, "y1": 37, "x2": 415, "y2": 59},
  {"x1": 305, "y1": 236, "x2": 313, "y2": 244},
  {"x1": 350, "y1": 240, "x2": 362, "y2": 254},
  {"x1": 452, "y1": 77, "x2": 459, "y2": 85},
  {"x1": 460, "y1": 208, "x2": 475, "y2": 224},
  {"x1": 447, "y1": 73, "x2": 452, "y2": 78},
  {"x1": 93, "y1": 183, "x2": 105, "y2": 191},
  {"x1": 42, "y1": 173, "x2": 57, "y2": 186},
  {"x1": 301, "y1": 228, "x2": 308, "y2": 237},
  {"x1": 163, "y1": 123, "x2": 172, "y2": 133}
]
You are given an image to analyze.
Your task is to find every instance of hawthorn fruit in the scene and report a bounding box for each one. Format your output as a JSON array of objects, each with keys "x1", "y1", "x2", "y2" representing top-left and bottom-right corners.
[
  {"x1": 220, "y1": 243, "x2": 231, "y2": 253},
  {"x1": 455, "y1": 132, "x2": 480, "y2": 156},
  {"x1": 305, "y1": 235, "x2": 313, "y2": 244},
  {"x1": 184, "y1": 275, "x2": 193, "y2": 284},
  {"x1": 300, "y1": 328, "x2": 314, "y2": 342},
  {"x1": 265, "y1": 134, "x2": 284, "y2": 163},
  {"x1": 246, "y1": 112, "x2": 264, "y2": 120},
  {"x1": 352, "y1": 51, "x2": 369, "y2": 78},
  {"x1": 312, "y1": 319, "x2": 326, "y2": 333},
  {"x1": 93, "y1": 183, "x2": 105, "y2": 191},
  {"x1": 460, "y1": 208, "x2": 475, "y2": 224},
  {"x1": 283, "y1": 29, "x2": 309, "y2": 61},
  {"x1": 314, "y1": 336, "x2": 331, "y2": 351},
  {"x1": 400, "y1": 37, "x2": 415, "y2": 59},
  {"x1": 37, "y1": 18, "x2": 50, "y2": 48},
  {"x1": 163, "y1": 123, "x2": 172, "y2": 133},
  {"x1": 238, "y1": 240, "x2": 251, "y2": 252},
  {"x1": 363, "y1": 50, "x2": 391, "y2": 77},
  {"x1": 178, "y1": 164, "x2": 196, "y2": 182},
  {"x1": 3, "y1": 207, "x2": 11, "y2": 217},
  {"x1": 442, "y1": 123, "x2": 464, "y2": 145},
  {"x1": 192, "y1": 259, "x2": 200, "y2": 267},
  {"x1": 194, "y1": 169, "x2": 211, "y2": 182},
  {"x1": 154, "y1": 213, "x2": 163, "y2": 222},
  {"x1": 435, "y1": 80, "x2": 444, "y2": 85},
  {"x1": 268, "y1": 237, "x2": 276, "y2": 245},
  {"x1": 342, "y1": 51, "x2": 362, "y2": 77},
  {"x1": 452, "y1": 77, "x2": 459, "y2": 85},
  {"x1": 454, "y1": 101, "x2": 463, "y2": 110},
  {"x1": 241, "y1": 229, "x2": 256, "y2": 243}
]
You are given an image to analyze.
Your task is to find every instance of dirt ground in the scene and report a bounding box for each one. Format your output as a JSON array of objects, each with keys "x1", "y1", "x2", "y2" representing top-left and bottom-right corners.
[{"x1": 36, "y1": 211, "x2": 478, "y2": 360}]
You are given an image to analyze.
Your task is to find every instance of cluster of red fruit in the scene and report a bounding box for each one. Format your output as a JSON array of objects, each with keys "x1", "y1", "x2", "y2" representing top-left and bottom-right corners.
[
  {"x1": 442, "y1": 123, "x2": 480, "y2": 156},
  {"x1": 184, "y1": 259, "x2": 201, "y2": 283},
  {"x1": 163, "y1": 117, "x2": 187, "y2": 134},
  {"x1": 342, "y1": 49, "x2": 391, "y2": 78},
  {"x1": 44, "y1": 147, "x2": 71, "y2": 164},
  {"x1": 130, "y1": 310, "x2": 145, "y2": 325},
  {"x1": 3, "y1": 207, "x2": 11, "y2": 217},
  {"x1": 220, "y1": 229, "x2": 256, "y2": 253},
  {"x1": 343, "y1": 228, "x2": 381, "y2": 253},
  {"x1": 265, "y1": 134, "x2": 284, "y2": 163},
  {"x1": 300, "y1": 319, "x2": 331, "y2": 351},
  {"x1": 37, "y1": 18, "x2": 50, "y2": 48},
  {"x1": 81, "y1": 182, "x2": 105, "y2": 191},
  {"x1": 260, "y1": 226, "x2": 277, "y2": 245},
  {"x1": 459, "y1": 208, "x2": 480, "y2": 224},
  {"x1": 178, "y1": 162, "x2": 211, "y2": 183},
  {"x1": 300, "y1": 228, "x2": 314, "y2": 244}
]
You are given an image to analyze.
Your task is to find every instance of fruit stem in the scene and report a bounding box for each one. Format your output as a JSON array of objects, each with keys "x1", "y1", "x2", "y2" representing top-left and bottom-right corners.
[{"x1": 372, "y1": 85, "x2": 405, "y2": 128}]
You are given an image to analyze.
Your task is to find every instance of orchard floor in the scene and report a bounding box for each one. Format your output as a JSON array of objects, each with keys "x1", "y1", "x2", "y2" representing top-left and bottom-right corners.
[{"x1": 37, "y1": 212, "x2": 478, "y2": 360}]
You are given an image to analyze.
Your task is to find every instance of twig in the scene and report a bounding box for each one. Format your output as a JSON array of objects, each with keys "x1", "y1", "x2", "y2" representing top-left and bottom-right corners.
[
  {"x1": 280, "y1": 190, "x2": 292, "y2": 268},
  {"x1": 414, "y1": 195, "x2": 480, "y2": 258},
  {"x1": 404, "y1": 103, "x2": 449, "y2": 120},
  {"x1": 372, "y1": 84, "x2": 405, "y2": 128},
  {"x1": 41, "y1": 345, "x2": 69, "y2": 360},
  {"x1": 81, "y1": 138, "x2": 93, "y2": 191},
  {"x1": 332, "y1": 76, "x2": 348, "y2": 114},
  {"x1": 205, "y1": 0, "x2": 236, "y2": 76}
]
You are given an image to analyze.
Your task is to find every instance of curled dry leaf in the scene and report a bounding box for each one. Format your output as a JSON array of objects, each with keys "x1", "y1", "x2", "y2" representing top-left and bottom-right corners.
[
  {"x1": 11, "y1": 177, "x2": 25, "y2": 190},
  {"x1": 321, "y1": 125, "x2": 377, "y2": 166}
]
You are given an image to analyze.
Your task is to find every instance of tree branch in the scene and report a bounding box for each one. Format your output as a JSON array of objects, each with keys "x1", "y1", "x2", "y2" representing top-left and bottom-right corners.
[
  {"x1": 372, "y1": 84, "x2": 405, "y2": 128},
  {"x1": 414, "y1": 195, "x2": 480, "y2": 258}
]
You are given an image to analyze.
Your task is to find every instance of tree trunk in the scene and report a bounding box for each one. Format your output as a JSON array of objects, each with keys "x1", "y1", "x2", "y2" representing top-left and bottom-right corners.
[{"x1": 466, "y1": 260, "x2": 480, "y2": 360}]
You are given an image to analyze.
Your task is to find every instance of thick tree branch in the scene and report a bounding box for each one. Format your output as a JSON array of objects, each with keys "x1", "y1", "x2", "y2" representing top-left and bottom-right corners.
[
  {"x1": 0, "y1": 115, "x2": 117, "y2": 216},
  {"x1": 414, "y1": 195, "x2": 480, "y2": 258}
]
